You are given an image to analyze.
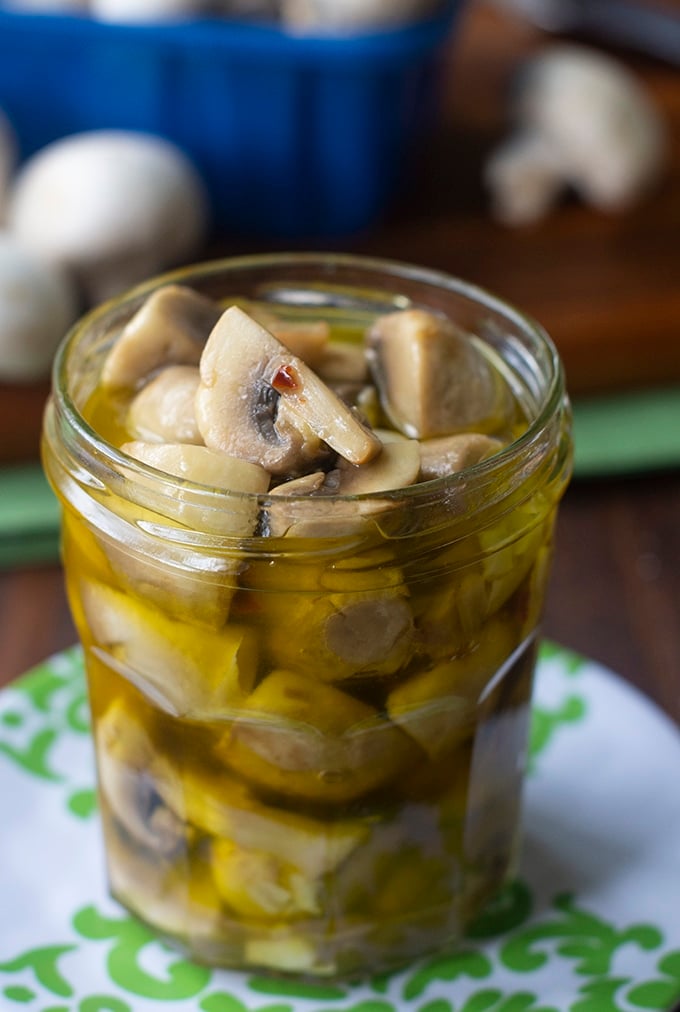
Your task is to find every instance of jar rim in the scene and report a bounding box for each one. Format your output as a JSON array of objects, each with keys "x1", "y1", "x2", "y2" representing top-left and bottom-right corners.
[{"x1": 50, "y1": 251, "x2": 568, "y2": 507}]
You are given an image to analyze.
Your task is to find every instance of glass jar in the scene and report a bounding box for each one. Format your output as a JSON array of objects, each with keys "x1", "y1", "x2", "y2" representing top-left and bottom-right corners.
[{"x1": 42, "y1": 253, "x2": 572, "y2": 980}]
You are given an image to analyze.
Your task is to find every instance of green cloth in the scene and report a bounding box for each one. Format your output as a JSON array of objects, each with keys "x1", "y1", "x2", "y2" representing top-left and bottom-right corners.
[
  {"x1": 572, "y1": 386, "x2": 680, "y2": 478},
  {"x1": 0, "y1": 464, "x2": 61, "y2": 568},
  {"x1": 1, "y1": 386, "x2": 679, "y2": 568}
]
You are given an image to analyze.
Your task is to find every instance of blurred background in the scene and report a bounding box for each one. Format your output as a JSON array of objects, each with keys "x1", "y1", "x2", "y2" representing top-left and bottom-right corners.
[{"x1": 0, "y1": 0, "x2": 678, "y2": 717}]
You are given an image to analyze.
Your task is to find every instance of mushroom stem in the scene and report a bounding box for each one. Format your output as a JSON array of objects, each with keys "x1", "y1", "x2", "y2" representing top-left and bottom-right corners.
[{"x1": 484, "y1": 132, "x2": 566, "y2": 226}]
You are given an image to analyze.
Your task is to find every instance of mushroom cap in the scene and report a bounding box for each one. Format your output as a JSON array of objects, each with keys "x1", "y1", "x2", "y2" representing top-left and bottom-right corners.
[
  {"x1": 514, "y1": 45, "x2": 667, "y2": 208},
  {"x1": 0, "y1": 231, "x2": 78, "y2": 382},
  {"x1": 8, "y1": 130, "x2": 209, "y2": 288}
]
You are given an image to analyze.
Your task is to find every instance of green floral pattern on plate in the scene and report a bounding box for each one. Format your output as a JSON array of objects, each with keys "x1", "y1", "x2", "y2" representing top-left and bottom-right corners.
[
  {"x1": 0, "y1": 647, "x2": 95, "y2": 819},
  {"x1": 1, "y1": 643, "x2": 678, "y2": 1012}
]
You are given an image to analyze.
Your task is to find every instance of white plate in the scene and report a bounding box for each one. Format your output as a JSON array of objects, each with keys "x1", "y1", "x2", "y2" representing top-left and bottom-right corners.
[{"x1": 1, "y1": 644, "x2": 679, "y2": 1012}]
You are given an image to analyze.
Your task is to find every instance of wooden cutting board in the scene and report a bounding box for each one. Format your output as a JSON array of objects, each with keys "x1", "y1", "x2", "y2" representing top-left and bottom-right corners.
[
  {"x1": 0, "y1": 381, "x2": 50, "y2": 464},
  {"x1": 2, "y1": 2, "x2": 679, "y2": 464}
]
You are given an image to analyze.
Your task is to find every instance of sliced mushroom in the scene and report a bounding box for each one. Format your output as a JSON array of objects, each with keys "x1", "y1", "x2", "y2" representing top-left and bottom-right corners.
[
  {"x1": 244, "y1": 933, "x2": 327, "y2": 975},
  {"x1": 419, "y1": 433, "x2": 503, "y2": 480},
  {"x1": 127, "y1": 365, "x2": 203, "y2": 444},
  {"x1": 220, "y1": 669, "x2": 421, "y2": 803},
  {"x1": 334, "y1": 816, "x2": 450, "y2": 931},
  {"x1": 265, "y1": 481, "x2": 369, "y2": 539},
  {"x1": 101, "y1": 284, "x2": 220, "y2": 390},
  {"x1": 265, "y1": 471, "x2": 330, "y2": 537},
  {"x1": 262, "y1": 314, "x2": 384, "y2": 467},
  {"x1": 161, "y1": 764, "x2": 367, "y2": 878},
  {"x1": 62, "y1": 500, "x2": 235, "y2": 632},
  {"x1": 316, "y1": 340, "x2": 369, "y2": 384},
  {"x1": 80, "y1": 580, "x2": 259, "y2": 717},
  {"x1": 335, "y1": 438, "x2": 420, "y2": 495},
  {"x1": 264, "y1": 437, "x2": 418, "y2": 539},
  {"x1": 271, "y1": 471, "x2": 328, "y2": 496},
  {"x1": 387, "y1": 664, "x2": 478, "y2": 759},
  {"x1": 247, "y1": 554, "x2": 415, "y2": 680},
  {"x1": 91, "y1": 503, "x2": 240, "y2": 630},
  {"x1": 211, "y1": 839, "x2": 321, "y2": 920},
  {"x1": 96, "y1": 699, "x2": 185, "y2": 856},
  {"x1": 413, "y1": 568, "x2": 490, "y2": 663},
  {"x1": 445, "y1": 615, "x2": 521, "y2": 705},
  {"x1": 83, "y1": 444, "x2": 249, "y2": 625},
  {"x1": 481, "y1": 507, "x2": 549, "y2": 615},
  {"x1": 331, "y1": 816, "x2": 449, "y2": 941},
  {"x1": 323, "y1": 595, "x2": 414, "y2": 669},
  {"x1": 195, "y1": 307, "x2": 381, "y2": 476},
  {"x1": 107, "y1": 833, "x2": 224, "y2": 943},
  {"x1": 248, "y1": 308, "x2": 331, "y2": 366},
  {"x1": 367, "y1": 309, "x2": 507, "y2": 439},
  {"x1": 121, "y1": 440, "x2": 270, "y2": 538}
]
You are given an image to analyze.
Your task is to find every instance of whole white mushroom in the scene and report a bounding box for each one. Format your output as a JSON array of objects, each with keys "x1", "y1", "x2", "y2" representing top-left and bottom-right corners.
[
  {"x1": 0, "y1": 231, "x2": 78, "y2": 383},
  {"x1": 282, "y1": 0, "x2": 437, "y2": 33},
  {"x1": 485, "y1": 45, "x2": 668, "y2": 225},
  {"x1": 8, "y1": 131, "x2": 210, "y2": 303},
  {"x1": 90, "y1": 0, "x2": 212, "y2": 21},
  {"x1": 2, "y1": 0, "x2": 88, "y2": 10}
]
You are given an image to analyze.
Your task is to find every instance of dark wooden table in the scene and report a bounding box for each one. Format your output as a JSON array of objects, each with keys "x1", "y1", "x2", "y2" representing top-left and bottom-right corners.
[{"x1": 1, "y1": 1, "x2": 679, "y2": 723}]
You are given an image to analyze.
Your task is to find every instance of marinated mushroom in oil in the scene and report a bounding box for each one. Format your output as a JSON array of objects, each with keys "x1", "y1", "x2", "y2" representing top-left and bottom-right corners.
[
  {"x1": 70, "y1": 278, "x2": 540, "y2": 977},
  {"x1": 219, "y1": 668, "x2": 421, "y2": 803},
  {"x1": 127, "y1": 366, "x2": 203, "y2": 444},
  {"x1": 367, "y1": 308, "x2": 508, "y2": 439},
  {"x1": 419, "y1": 432, "x2": 503, "y2": 480},
  {"x1": 195, "y1": 306, "x2": 381, "y2": 475},
  {"x1": 96, "y1": 699, "x2": 185, "y2": 856},
  {"x1": 121, "y1": 440, "x2": 270, "y2": 536},
  {"x1": 101, "y1": 284, "x2": 220, "y2": 390},
  {"x1": 80, "y1": 580, "x2": 259, "y2": 717}
]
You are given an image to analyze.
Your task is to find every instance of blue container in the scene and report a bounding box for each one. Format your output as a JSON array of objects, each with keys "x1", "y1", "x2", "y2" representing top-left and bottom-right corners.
[{"x1": 0, "y1": 5, "x2": 461, "y2": 237}]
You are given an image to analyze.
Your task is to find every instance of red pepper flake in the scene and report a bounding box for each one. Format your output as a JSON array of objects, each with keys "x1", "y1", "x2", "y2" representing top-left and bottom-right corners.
[{"x1": 271, "y1": 363, "x2": 301, "y2": 393}]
